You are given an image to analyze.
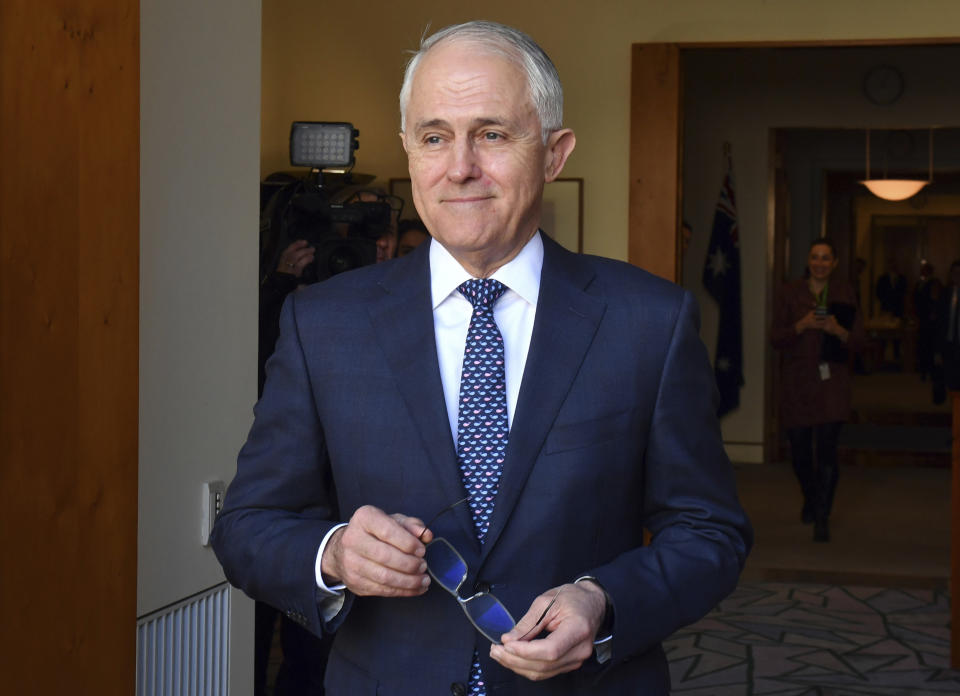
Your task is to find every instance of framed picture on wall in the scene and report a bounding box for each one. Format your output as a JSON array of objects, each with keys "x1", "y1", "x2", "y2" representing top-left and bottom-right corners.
[{"x1": 388, "y1": 177, "x2": 584, "y2": 253}]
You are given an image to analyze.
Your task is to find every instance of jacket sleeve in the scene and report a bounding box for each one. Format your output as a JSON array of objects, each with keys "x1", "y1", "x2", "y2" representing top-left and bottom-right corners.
[
  {"x1": 589, "y1": 289, "x2": 753, "y2": 663},
  {"x1": 211, "y1": 293, "x2": 351, "y2": 637}
]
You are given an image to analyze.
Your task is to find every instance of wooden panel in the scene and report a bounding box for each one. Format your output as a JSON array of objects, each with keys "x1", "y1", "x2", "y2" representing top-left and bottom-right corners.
[
  {"x1": 629, "y1": 44, "x2": 681, "y2": 282},
  {"x1": 0, "y1": 1, "x2": 138, "y2": 693}
]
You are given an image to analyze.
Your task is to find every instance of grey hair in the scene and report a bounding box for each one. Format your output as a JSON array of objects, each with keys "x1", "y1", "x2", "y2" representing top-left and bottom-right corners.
[{"x1": 398, "y1": 21, "x2": 564, "y2": 144}]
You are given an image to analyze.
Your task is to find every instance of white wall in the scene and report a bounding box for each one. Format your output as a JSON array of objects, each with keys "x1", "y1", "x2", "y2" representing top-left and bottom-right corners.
[
  {"x1": 139, "y1": 0, "x2": 261, "y2": 691},
  {"x1": 682, "y1": 45, "x2": 960, "y2": 462}
]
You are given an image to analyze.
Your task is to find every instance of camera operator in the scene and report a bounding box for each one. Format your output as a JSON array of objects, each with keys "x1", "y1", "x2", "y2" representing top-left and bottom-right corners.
[
  {"x1": 258, "y1": 186, "x2": 399, "y2": 394},
  {"x1": 255, "y1": 184, "x2": 398, "y2": 696}
]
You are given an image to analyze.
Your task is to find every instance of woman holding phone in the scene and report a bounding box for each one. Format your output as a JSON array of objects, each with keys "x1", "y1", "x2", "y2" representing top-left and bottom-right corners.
[{"x1": 771, "y1": 238, "x2": 865, "y2": 542}]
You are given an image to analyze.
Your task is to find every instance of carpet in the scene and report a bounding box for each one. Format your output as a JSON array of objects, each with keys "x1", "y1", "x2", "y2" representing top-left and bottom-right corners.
[{"x1": 665, "y1": 581, "x2": 960, "y2": 695}]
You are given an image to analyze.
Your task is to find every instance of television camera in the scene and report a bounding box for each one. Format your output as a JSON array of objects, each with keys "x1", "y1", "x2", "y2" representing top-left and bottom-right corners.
[{"x1": 259, "y1": 122, "x2": 402, "y2": 285}]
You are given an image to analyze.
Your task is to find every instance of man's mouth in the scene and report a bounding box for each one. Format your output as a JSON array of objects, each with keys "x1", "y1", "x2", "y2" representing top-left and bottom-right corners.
[{"x1": 443, "y1": 194, "x2": 494, "y2": 204}]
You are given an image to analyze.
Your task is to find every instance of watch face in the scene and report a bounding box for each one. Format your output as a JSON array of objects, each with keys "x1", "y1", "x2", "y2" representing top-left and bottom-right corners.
[{"x1": 863, "y1": 65, "x2": 904, "y2": 105}]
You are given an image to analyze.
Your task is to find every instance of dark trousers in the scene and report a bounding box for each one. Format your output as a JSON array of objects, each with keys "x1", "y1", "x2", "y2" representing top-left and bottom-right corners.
[
  {"x1": 916, "y1": 322, "x2": 936, "y2": 377},
  {"x1": 255, "y1": 600, "x2": 332, "y2": 696},
  {"x1": 787, "y1": 422, "x2": 842, "y2": 521}
]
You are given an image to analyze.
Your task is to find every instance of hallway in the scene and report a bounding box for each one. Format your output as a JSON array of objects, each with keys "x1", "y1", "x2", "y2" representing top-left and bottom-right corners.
[
  {"x1": 743, "y1": 363, "x2": 953, "y2": 586},
  {"x1": 736, "y1": 461, "x2": 951, "y2": 589}
]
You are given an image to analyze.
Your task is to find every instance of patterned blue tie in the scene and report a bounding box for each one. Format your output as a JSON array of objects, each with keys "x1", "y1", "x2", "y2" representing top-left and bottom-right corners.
[{"x1": 456, "y1": 278, "x2": 509, "y2": 696}]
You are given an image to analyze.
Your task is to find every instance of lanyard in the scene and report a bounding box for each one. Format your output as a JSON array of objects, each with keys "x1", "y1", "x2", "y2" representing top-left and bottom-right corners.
[{"x1": 815, "y1": 282, "x2": 828, "y2": 308}]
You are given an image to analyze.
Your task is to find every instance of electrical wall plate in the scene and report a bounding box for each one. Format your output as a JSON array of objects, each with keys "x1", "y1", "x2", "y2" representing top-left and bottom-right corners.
[{"x1": 201, "y1": 480, "x2": 226, "y2": 547}]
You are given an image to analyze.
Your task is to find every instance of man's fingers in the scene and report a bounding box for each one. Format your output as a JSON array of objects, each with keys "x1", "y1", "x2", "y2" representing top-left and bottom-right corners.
[
  {"x1": 324, "y1": 506, "x2": 431, "y2": 596},
  {"x1": 491, "y1": 626, "x2": 593, "y2": 680},
  {"x1": 277, "y1": 239, "x2": 315, "y2": 275},
  {"x1": 390, "y1": 512, "x2": 432, "y2": 543},
  {"x1": 336, "y1": 544, "x2": 430, "y2": 597},
  {"x1": 340, "y1": 523, "x2": 425, "y2": 574},
  {"x1": 502, "y1": 586, "x2": 563, "y2": 642},
  {"x1": 492, "y1": 582, "x2": 606, "y2": 681},
  {"x1": 350, "y1": 506, "x2": 425, "y2": 556}
]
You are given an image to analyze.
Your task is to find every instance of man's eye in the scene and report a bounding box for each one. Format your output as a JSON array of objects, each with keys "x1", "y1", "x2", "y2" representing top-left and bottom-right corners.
[{"x1": 483, "y1": 132, "x2": 502, "y2": 141}]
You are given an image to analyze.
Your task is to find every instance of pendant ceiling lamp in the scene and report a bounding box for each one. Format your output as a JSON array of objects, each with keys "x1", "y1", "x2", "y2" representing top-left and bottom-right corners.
[{"x1": 860, "y1": 128, "x2": 933, "y2": 201}]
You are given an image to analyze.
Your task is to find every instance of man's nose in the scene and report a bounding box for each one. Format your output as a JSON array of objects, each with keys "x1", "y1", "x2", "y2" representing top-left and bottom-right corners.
[{"x1": 446, "y1": 139, "x2": 481, "y2": 183}]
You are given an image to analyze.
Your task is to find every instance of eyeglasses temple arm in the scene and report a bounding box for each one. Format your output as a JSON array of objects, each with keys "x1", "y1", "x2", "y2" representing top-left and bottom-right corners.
[
  {"x1": 418, "y1": 496, "x2": 470, "y2": 541},
  {"x1": 518, "y1": 586, "x2": 565, "y2": 641}
]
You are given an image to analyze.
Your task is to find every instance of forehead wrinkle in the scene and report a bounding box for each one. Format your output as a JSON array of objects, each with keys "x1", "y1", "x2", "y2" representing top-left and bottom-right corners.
[{"x1": 412, "y1": 116, "x2": 514, "y2": 134}]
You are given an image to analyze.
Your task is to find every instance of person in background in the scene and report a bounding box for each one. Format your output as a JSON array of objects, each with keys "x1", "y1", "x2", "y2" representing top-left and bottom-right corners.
[
  {"x1": 933, "y1": 260, "x2": 960, "y2": 404},
  {"x1": 875, "y1": 258, "x2": 907, "y2": 368},
  {"x1": 852, "y1": 257, "x2": 868, "y2": 375},
  {"x1": 396, "y1": 217, "x2": 430, "y2": 257},
  {"x1": 912, "y1": 261, "x2": 941, "y2": 382},
  {"x1": 771, "y1": 238, "x2": 865, "y2": 543}
]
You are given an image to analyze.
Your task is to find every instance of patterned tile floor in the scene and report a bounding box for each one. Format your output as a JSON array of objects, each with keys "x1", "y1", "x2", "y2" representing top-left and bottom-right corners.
[{"x1": 665, "y1": 582, "x2": 960, "y2": 695}]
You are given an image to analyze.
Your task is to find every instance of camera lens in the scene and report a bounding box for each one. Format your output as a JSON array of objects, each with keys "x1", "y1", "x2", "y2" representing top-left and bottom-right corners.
[{"x1": 326, "y1": 243, "x2": 362, "y2": 276}]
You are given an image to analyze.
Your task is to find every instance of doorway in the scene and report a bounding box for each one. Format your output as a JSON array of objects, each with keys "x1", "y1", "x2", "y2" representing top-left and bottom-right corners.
[
  {"x1": 774, "y1": 131, "x2": 960, "y2": 469},
  {"x1": 630, "y1": 42, "x2": 960, "y2": 589}
]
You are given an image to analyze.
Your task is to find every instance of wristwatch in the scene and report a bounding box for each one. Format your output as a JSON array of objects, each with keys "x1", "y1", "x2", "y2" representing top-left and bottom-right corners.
[{"x1": 574, "y1": 575, "x2": 614, "y2": 645}]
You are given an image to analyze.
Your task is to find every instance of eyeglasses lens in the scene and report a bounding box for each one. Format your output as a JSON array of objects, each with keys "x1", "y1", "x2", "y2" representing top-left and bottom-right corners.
[
  {"x1": 424, "y1": 539, "x2": 467, "y2": 593},
  {"x1": 463, "y1": 593, "x2": 515, "y2": 642}
]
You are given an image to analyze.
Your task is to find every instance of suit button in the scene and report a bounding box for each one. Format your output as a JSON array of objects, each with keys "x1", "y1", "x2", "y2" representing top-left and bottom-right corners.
[
  {"x1": 474, "y1": 581, "x2": 491, "y2": 594},
  {"x1": 450, "y1": 682, "x2": 467, "y2": 696}
]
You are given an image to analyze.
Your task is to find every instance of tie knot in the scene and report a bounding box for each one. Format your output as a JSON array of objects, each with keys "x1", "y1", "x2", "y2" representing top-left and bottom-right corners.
[{"x1": 458, "y1": 278, "x2": 506, "y2": 310}]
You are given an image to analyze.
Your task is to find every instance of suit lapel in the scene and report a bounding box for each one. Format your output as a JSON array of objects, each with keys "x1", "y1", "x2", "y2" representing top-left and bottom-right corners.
[
  {"x1": 366, "y1": 243, "x2": 477, "y2": 542},
  {"x1": 480, "y1": 237, "x2": 606, "y2": 560}
]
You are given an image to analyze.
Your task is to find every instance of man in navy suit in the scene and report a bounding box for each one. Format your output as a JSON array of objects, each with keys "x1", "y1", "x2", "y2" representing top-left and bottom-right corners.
[{"x1": 212, "y1": 20, "x2": 751, "y2": 695}]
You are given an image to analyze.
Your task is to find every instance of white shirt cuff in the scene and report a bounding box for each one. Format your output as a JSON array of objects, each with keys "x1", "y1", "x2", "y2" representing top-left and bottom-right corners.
[
  {"x1": 315, "y1": 522, "x2": 348, "y2": 593},
  {"x1": 594, "y1": 634, "x2": 613, "y2": 664}
]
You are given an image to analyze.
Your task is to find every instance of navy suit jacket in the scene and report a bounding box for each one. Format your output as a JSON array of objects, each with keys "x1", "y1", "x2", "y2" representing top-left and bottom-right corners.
[{"x1": 211, "y1": 234, "x2": 752, "y2": 695}]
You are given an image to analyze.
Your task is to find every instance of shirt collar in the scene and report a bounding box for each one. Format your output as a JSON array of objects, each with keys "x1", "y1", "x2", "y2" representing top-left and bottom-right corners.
[{"x1": 429, "y1": 231, "x2": 543, "y2": 309}]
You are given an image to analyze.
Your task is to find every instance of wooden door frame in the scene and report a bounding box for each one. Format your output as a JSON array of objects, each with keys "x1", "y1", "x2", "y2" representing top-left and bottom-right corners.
[{"x1": 630, "y1": 36, "x2": 960, "y2": 667}]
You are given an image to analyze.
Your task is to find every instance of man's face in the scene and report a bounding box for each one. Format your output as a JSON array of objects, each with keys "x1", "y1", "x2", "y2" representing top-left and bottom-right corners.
[
  {"x1": 400, "y1": 40, "x2": 574, "y2": 276},
  {"x1": 376, "y1": 230, "x2": 397, "y2": 263},
  {"x1": 398, "y1": 228, "x2": 429, "y2": 257}
]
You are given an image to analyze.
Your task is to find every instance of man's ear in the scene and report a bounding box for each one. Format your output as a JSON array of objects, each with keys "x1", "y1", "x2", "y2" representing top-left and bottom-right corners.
[
  {"x1": 544, "y1": 129, "x2": 576, "y2": 182},
  {"x1": 399, "y1": 131, "x2": 409, "y2": 153}
]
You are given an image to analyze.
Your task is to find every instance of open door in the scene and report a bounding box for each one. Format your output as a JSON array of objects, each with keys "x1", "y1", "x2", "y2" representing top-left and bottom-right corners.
[{"x1": 629, "y1": 43, "x2": 682, "y2": 282}]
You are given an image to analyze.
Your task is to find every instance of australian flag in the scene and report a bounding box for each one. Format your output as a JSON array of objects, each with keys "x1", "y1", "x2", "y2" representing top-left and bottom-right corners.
[{"x1": 702, "y1": 152, "x2": 744, "y2": 417}]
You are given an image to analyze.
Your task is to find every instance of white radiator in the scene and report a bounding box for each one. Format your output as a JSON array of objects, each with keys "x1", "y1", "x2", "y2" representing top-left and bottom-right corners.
[{"x1": 136, "y1": 583, "x2": 231, "y2": 696}]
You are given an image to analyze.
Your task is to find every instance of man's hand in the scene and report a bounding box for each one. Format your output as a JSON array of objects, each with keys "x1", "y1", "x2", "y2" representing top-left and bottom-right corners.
[
  {"x1": 489, "y1": 580, "x2": 607, "y2": 681},
  {"x1": 321, "y1": 505, "x2": 433, "y2": 597},
  {"x1": 277, "y1": 239, "x2": 315, "y2": 278}
]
